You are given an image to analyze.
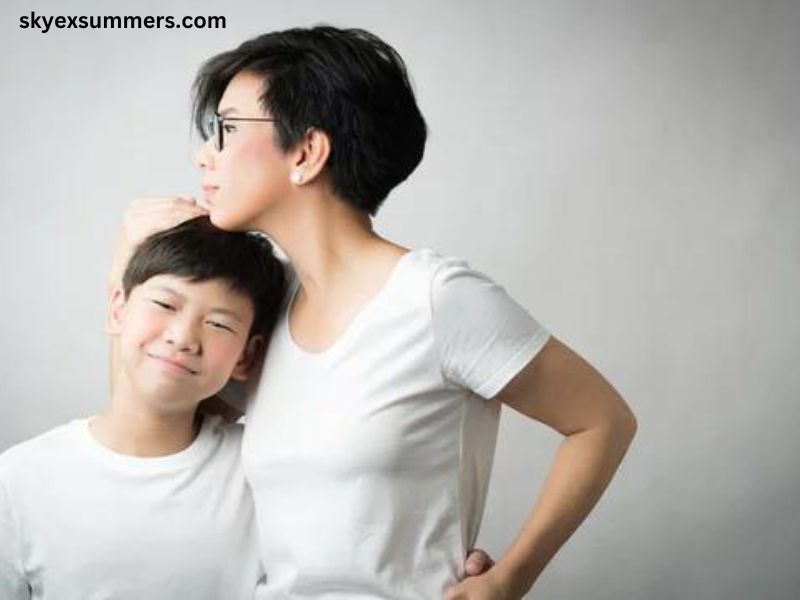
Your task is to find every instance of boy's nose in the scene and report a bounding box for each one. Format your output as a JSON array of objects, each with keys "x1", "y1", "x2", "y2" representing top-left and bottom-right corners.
[{"x1": 165, "y1": 322, "x2": 201, "y2": 355}]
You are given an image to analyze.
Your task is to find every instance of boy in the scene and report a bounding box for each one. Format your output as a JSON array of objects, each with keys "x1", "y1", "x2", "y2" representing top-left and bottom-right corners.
[{"x1": 0, "y1": 216, "x2": 286, "y2": 599}]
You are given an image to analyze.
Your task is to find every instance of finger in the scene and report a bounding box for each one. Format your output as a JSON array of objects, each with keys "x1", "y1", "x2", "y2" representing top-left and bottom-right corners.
[
  {"x1": 126, "y1": 208, "x2": 203, "y2": 226},
  {"x1": 124, "y1": 201, "x2": 185, "y2": 222},
  {"x1": 170, "y1": 204, "x2": 207, "y2": 219},
  {"x1": 176, "y1": 196, "x2": 208, "y2": 212},
  {"x1": 464, "y1": 550, "x2": 487, "y2": 576},
  {"x1": 131, "y1": 199, "x2": 202, "y2": 215},
  {"x1": 128, "y1": 197, "x2": 183, "y2": 210},
  {"x1": 127, "y1": 197, "x2": 200, "y2": 214},
  {"x1": 443, "y1": 585, "x2": 461, "y2": 600}
]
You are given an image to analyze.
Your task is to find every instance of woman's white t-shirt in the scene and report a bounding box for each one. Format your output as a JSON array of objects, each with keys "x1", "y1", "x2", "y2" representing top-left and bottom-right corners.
[{"x1": 243, "y1": 248, "x2": 550, "y2": 599}]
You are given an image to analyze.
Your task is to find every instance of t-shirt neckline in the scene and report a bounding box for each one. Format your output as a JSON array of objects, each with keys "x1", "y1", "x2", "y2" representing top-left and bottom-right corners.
[
  {"x1": 283, "y1": 248, "x2": 420, "y2": 360},
  {"x1": 79, "y1": 413, "x2": 218, "y2": 471}
]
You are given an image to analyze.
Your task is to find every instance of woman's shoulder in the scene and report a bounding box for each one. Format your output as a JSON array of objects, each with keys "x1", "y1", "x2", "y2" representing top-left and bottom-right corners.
[
  {"x1": 401, "y1": 247, "x2": 489, "y2": 293},
  {"x1": 402, "y1": 247, "x2": 473, "y2": 278}
]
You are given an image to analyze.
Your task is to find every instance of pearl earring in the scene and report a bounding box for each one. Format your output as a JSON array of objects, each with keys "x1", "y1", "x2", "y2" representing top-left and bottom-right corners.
[{"x1": 290, "y1": 171, "x2": 303, "y2": 184}]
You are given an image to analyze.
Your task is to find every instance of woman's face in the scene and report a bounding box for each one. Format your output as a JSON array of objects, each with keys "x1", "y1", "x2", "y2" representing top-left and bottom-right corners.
[{"x1": 194, "y1": 71, "x2": 293, "y2": 231}]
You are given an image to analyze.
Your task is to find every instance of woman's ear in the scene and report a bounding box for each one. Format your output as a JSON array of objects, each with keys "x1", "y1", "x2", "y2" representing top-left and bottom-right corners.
[
  {"x1": 289, "y1": 127, "x2": 331, "y2": 186},
  {"x1": 230, "y1": 334, "x2": 266, "y2": 381},
  {"x1": 106, "y1": 286, "x2": 127, "y2": 335}
]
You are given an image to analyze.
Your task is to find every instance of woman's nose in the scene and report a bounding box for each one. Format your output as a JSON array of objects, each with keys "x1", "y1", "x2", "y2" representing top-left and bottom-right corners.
[{"x1": 193, "y1": 139, "x2": 215, "y2": 170}]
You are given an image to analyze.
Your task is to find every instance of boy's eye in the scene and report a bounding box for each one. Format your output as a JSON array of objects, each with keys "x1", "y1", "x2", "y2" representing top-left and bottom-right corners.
[
  {"x1": 151, "y1": 300, "x2": 175, "y2": 311},
  {"x1": 223, "y1": 123, "x2": 237, "y2": 134},
  {"x1": 207, "y1": 320, "x2": 236, "y2": 333}
]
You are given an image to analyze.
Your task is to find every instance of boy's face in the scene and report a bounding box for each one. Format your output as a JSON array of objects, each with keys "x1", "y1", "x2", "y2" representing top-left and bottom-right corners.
[{"x1": 110, "y1": 274, "x2": 257, "y2": 412}]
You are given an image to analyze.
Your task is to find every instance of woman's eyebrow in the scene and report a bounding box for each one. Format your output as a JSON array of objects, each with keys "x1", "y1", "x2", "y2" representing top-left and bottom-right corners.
[{"x1": 217, "y1": 107, "x2": 240, "y2": 116}]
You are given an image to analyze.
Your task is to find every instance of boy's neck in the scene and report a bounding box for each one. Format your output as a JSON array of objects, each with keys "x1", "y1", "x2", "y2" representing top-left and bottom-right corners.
[{"x1": 90, "y1": 390, "x2": 201, "y2": 458}]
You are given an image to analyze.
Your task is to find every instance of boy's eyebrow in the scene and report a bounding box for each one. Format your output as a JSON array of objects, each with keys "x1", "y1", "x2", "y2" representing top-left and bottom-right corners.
[
  {"x1": 217, "y1": 107, "x2": 239, "y2": 116},
  {"x1": 150, "y1": 285, "x2": 244, "y2": 323},
  {"x1": 207, "y1": 307, "x2": 245, "y2": 324}
]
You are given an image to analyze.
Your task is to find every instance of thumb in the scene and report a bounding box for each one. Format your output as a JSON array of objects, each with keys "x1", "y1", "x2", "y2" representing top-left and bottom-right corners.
[
  {"x1": 465, "y1": 552, "x2": 486, "y2": 577},
  {"x1": 181, "y1": 195, "x2": 210, "y2": 212}
]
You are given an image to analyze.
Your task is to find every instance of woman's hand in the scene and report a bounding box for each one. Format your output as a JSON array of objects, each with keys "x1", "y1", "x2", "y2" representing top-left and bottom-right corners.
[
  {"x1": 109, "y1": 196, "x2": 208, "y2": 290},
  {"x1": 448, "y1": 549, "x2": 518, "y2": 599},
  {"x1": 463, "y1": 548, "x2": 495, "y2": 577},
  {"x1": 445, "y1": 567, "x2": 516, "y2": 600}
]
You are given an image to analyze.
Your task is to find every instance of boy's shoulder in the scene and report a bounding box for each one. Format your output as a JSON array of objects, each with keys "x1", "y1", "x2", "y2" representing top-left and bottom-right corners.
[
  {"x1": 0, "y1": 420, "x2": 84, "y2": 480},
  {"x1": 202, "y1": 413, "x2": 244, "y2": 436},
  {"x1": 203, "y1": 415, "x2": 245, "y2": 459},
  {"x1": 0, "y1": 416, "x2": 244, "y2": 484}
]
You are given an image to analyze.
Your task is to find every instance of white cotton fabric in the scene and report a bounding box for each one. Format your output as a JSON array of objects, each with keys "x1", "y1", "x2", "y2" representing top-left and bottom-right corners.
[
  {"x1": 0, "y1": 414, "x2": 264, "y2": 600},
  {"x1": 243, "y1": 248, "x2": 550, "y2": 599}
]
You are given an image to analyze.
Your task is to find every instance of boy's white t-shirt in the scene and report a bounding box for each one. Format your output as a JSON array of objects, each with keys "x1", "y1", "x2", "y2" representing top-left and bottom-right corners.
[
  {"x1": 0, "y1": 414, "x2": 264, "y2": 600},
  {"x1": 243, "y1": 248, "x2": 551, "y2": 599}
]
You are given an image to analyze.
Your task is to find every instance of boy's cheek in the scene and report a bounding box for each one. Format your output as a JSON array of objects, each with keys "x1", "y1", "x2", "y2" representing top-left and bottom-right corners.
[{"x1": 205, "y1": 343, "x2": 246, "y2": 377}]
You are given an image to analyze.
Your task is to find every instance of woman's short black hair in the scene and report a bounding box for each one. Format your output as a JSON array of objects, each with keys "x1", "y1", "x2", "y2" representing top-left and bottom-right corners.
[
  {"x1": 122, "y1": 216, "x2": 287, "y2": 340},
  {"x1": 192, "y1": 25, "x2": 427, "y2": 216}
]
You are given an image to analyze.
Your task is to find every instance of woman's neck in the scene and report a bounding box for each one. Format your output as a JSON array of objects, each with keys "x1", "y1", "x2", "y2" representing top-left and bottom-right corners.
[{"x1": 256, "y1": 190, "x2": 403, "y2": 300}]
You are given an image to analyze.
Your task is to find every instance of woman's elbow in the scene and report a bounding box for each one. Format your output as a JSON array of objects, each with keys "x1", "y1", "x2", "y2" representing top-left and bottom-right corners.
[{"x1": 611, "y1": 401, "x2": 638, "y2": 445}]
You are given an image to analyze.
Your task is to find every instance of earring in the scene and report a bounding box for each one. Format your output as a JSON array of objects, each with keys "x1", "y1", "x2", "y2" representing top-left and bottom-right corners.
[{"x1": 290, "y1": 171, "x2": 303, "y2": 184}]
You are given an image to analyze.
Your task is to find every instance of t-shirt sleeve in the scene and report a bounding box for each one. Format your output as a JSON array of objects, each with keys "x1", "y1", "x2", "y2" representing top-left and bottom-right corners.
[
  {"x1": 430, "y1": 256, "x2": 551, "y2": 399},
  {"x1": 0, "y1": 481, "x2": 30, "y2": 599}
]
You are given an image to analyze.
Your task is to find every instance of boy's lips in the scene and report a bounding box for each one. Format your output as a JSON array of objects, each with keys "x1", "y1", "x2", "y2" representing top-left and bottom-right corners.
[{"x1": 147, "y1": 353, "x2": 199, "y2": 375}]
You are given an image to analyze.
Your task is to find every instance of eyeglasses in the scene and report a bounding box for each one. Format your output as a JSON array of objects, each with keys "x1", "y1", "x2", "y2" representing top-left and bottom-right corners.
[{"x1": 206, "y1": 113, "x2": 279, "y2": 152}]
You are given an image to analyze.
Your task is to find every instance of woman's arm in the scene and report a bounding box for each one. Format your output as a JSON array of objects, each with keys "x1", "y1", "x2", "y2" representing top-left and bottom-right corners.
[
  {"x1": 447, "y1": 336, "x2": 637, "y2": 599},
  {"x1": 108, "y1": 197, "x2": 206, "y2": 293}
]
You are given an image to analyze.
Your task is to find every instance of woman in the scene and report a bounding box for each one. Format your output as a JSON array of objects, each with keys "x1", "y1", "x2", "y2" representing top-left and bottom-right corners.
[{"x1": 113, "y1": 26, "x2": 637, "y2": 599}]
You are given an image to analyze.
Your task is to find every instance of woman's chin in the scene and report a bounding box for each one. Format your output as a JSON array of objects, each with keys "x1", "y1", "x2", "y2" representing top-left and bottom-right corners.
[{"x1": 208, "y1": 207, "x2": 244, "y2": 232}]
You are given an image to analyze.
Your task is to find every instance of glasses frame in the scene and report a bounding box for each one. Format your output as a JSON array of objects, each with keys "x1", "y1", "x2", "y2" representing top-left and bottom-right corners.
[{"x1": 209, "y1": 113, "x2": 279, "y2": 152}]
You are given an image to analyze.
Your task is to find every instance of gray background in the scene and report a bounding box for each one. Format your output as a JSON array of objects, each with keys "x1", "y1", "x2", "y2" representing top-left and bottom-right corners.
[{"x1": 1, "y1": 0, "x2": 798, "y2": 598}]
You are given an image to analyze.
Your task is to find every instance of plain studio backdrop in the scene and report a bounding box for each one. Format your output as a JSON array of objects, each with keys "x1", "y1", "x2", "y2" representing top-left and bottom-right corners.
[{"x1": 1, "y1": 1, "x2": 798, "y2": 598}]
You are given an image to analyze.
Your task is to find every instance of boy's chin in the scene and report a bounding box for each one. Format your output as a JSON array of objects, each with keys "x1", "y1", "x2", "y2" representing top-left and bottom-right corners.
[{"x1": 136, "y1": 387, "x2": 208, "y2": 416}]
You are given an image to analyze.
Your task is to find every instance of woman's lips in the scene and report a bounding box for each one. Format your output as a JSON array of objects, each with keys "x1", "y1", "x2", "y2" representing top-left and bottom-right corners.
[{"x1": 201, "y1": 185, "x2": 218, "y2": 202}]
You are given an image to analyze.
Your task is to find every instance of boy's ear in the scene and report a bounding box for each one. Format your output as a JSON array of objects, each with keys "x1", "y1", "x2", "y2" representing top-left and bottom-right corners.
[
  {"x1": 105, "y1": 286, "x2": 126, "y2": 335},
  {"x1": 230, "y1": 334, "x2": 265, "y2": 381}
]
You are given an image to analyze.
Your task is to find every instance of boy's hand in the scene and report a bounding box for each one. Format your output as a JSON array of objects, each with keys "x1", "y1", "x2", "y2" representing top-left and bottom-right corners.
[{"x1": 109, "y1": 196, "x2": 208, "y2": 290}]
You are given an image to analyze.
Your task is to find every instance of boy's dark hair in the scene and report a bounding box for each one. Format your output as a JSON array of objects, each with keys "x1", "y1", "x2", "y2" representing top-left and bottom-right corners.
[
  {"x1": 122, "y1": 216, "x2": 287, "y2": 340},
  {"x1": 192, "y1": 25, "x2": 427, "y2": 216}
]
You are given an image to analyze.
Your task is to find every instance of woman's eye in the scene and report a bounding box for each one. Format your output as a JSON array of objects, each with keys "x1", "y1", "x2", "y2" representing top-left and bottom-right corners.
[{"x1": 223, "y1": 123, "x2": 237, "y2": 134}]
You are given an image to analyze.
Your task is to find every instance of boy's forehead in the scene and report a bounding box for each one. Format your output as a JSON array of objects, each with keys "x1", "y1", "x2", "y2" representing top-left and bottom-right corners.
[{"x1": 142, "y1": 275, "x2": 253, "y2": 315}]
